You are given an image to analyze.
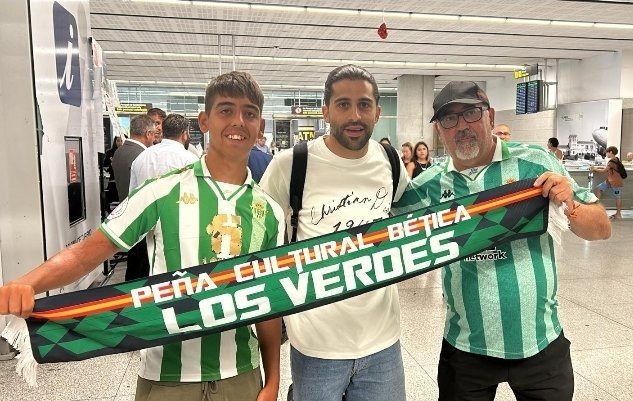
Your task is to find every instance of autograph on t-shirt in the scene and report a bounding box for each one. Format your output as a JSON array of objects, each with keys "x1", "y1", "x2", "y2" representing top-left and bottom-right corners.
[{"x1": 310, "y1": 187, "x2": 390, "y2": 230}]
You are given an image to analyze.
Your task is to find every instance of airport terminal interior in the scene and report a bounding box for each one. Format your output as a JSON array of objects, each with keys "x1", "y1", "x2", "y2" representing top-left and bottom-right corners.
[{"x1": 2, "y1": 0, "x2": 633, "y2": 400}]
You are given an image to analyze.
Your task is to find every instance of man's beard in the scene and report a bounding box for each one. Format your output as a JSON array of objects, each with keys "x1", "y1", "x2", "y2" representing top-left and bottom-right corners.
[
  {"x1": 330, "y1": 122, "x2": 373, "y2": 151},
  {"x1": 454, "y1": 129, "x2": 480, "y2": 161}
]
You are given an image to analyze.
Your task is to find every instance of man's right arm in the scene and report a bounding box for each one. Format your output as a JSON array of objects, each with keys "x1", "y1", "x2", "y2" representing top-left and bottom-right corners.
[
  {"x1": 0, "y1": 230, "x2": 120, "y2": 318},
  {"x1": 259, "y1": 154, "x2": 291, "y2": 212}
]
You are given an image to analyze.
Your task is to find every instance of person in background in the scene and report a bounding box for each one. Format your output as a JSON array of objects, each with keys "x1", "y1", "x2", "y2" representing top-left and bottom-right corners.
[
  {"x1": 547, "y1": 137, "x2": 564, "y2": 160},
  {"x1": 269, "y1": 141, "x2": 278, "y2": 156},
  {"x1": 393, "y1": 80, "x2": 611, "y2": 401},
  {"x1": 248, "y1": 132, "x2": 273, "y2": 183},
  {"x1": 147, "y1": 107, "x2": 167, "y2": 145},
  {"x1": 593, "y1": 146, "x2": 618, "y2": 173},
  {"x1": 105, "y1": 135, "x2": 123, "y2": 169},
  {"x1": 406, "y1": 141, "x2": 432, "y2": 179},
  {"x1": 255, "y1": 135, "x2": 271, "y2": 154},
  {"x1": 379, "y1": 137, "x2": 391, "y2": 146},
  {"x1": 400, "y1": 141, "x2": 413, "y2": 166},
  {"x1": 0, "y1": 71, "x2": 284, "y2": 401},
  {"x1": 624, "y1": 151, "x2": 633, "y2": 164},
  {"x1": 112, "y1": 115, "x2": 155, "y2": 201},
  {"x1": 260, "y1": 64, "x2": 409, "y2": 401},
  {"x1": 493, "y1": 123, "x2": 512, "y2": 142},
  {"x1": 593, "y1": 154, "x2": 626, "y2": 220},
  {"x1": 186, "y1": 140, "x2": 203, "y2": 159},
  {"x1": 129, "y1": 113, "x2": 198, "y2": 193},
  {"x1": 104, "y1": 135, "x2": 123, "y2": 203},
  {"x1": 112, "y1": 116, "x2": 156, "y2": 283},
  {"x1": 602, "y1": 146, "x2": 618, "y2": 164}
]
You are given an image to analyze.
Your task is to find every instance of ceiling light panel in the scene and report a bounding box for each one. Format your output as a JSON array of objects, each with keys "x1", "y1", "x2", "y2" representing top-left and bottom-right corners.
[{"x1": 93, "y1": 0, "x2": 633, "y2": 90}]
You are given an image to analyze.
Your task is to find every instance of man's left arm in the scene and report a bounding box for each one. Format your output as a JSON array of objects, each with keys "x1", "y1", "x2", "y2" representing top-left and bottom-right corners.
[{"x1": 534, "y1": 172, "x2": 611, "y2": 241}]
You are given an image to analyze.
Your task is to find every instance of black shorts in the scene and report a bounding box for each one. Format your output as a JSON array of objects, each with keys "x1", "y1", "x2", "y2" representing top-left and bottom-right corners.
[{"x1": 437, "y1": 332, "x2": 574, "y2": 401}]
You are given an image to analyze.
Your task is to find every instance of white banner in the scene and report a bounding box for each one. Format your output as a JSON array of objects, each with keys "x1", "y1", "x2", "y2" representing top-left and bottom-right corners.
[{"x1": 30, "y1": 0, "x2": 103, "y2": 293}]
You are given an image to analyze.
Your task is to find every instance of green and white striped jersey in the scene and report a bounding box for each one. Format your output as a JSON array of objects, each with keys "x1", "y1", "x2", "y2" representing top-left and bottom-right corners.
[
  {"x1": 100, "y1": 159, "x2": 285, "y2": 381},
  {"x1": 393, "y1": 140, "x2": 597, "y2": 359}
]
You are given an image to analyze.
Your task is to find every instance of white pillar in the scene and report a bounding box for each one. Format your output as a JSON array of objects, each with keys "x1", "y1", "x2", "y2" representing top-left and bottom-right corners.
[{"x1": 396, "y1": 75, "x2": 435, "y2": 150}]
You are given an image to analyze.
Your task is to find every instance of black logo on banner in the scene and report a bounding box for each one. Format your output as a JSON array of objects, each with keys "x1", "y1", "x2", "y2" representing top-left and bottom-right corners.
[{"x1": 53, "y1": 1, "x2": 81, "y2": 107}]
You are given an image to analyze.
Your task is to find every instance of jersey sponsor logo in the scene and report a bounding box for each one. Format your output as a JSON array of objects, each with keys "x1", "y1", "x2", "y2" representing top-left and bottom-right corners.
[
  {"x1": 464, "y1": 247, "x2": 508, "y2": 262},
  {"x1": 440, "y1": 189, "x2": 454, "y2": 199},
  {"x1": 53, "y1": 1, "x2": 82, "y2": 107},
  {"x1": 179, "y1": 192, "x2": 198, "y2": 205},
  {"x1": 207, "y1": 214, "x2": 242, "y2": 259}
]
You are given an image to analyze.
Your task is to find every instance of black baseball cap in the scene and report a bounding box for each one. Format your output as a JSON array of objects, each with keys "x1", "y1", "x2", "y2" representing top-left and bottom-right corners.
[{"x1": 430, "y1": 81, "x2": 490, "y2": 123}]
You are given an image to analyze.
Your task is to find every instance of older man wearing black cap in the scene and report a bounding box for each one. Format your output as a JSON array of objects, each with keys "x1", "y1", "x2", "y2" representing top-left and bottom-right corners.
[{"x1": 393, "y1": 81, "x2": 611, "y2": 401}]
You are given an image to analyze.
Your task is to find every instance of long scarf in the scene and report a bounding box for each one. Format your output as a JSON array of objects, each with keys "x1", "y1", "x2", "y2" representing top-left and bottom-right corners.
[{"x1": 2, "y1": 179, "x2": 549, "y2": 385}]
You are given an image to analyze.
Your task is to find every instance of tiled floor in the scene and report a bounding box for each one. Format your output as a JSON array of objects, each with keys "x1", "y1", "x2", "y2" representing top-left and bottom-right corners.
[{"x1": 1, "y1": 220, "x2": 631, "y2": 401}]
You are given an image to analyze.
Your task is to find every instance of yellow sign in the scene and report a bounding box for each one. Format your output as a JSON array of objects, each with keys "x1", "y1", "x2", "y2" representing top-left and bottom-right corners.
[
  {"x1": 514, "y1": 69, "x2": 529, "y2": 79},
  {"x1": 115, "y1": 103, "x2": 152, "y2": 114},
  {"x1": 297, "y1": 127, "x2": 315, "y2": 141}
]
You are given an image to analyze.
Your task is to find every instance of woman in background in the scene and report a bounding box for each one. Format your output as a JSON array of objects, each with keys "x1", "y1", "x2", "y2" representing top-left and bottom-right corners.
[
  {"x1": 407, "y1": 141, "x2": 432, "y2": 179},
  {"x1": 104, "y1": 136, "x2": 123, "y2": 203},
  {"x1": 401, "y1": 142, "x2": 413, "y2": 167}
]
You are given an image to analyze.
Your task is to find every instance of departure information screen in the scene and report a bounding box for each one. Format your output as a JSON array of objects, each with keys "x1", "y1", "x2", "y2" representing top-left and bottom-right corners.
[
  {"x1": 516, "y1": 82, "x2": 527, "y2": 114},
  {"x1": 526, "y1": 80, "x2": 542, "y2": 113}
]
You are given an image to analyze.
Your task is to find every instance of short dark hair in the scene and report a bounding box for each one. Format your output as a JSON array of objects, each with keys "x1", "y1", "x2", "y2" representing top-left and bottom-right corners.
[
  {"x1": 147, "y1": 108, "x2": 167, "y2": 120},
  {"x1": 204, "y1": 71, "x2": 264, "y2": 114},
  {"x1": 379, "y1": 137, "x2": 391, "y2": 145},
  {"x1": 606, "y1": 146, "x2": 618, "y2": 155},
  {"x1": 130, "y1": 115, "x2": 154, "y2": 137},
  {"x1": 323, "y1": 64, "x2": 380, "y2": 106},
  {"x1": 162, "y1": 114, "x2": 189, "y2": 140},
  {"x1": 548, "y1": 137, "x2": 559, "y2": 147}
]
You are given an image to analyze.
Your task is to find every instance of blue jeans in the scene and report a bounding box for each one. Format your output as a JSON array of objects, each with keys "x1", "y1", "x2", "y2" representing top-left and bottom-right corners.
[{"x1": 290, "y1": 341, "x2": 406, "y2": 401}]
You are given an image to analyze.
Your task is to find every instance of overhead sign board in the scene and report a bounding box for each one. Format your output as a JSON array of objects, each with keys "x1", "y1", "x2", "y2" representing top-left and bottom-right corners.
[
  {"x1": 115, "y1": 103, "x2": 152, "y2": 114},
  {"x1": 291, "y1": 106, "x2": 323, "y2": 118},
  {"x1": 515, "y1": 64, "x2": 538, "y2": 79}
]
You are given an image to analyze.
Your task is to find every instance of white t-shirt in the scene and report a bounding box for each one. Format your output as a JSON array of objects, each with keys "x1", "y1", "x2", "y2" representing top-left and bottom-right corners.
[
  {"x1": 259, "y1": 136, "x2": 409, "y2": 359},
  {"x1": 130, "y1": 138, "x2": 198, "y2": 191}
]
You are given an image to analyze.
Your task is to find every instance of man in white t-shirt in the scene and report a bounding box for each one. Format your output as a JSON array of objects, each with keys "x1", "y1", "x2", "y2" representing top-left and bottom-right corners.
[
  {"x1": 129, "y1": 113, "x2": 198, "y2": 191},
  {"x1": 260, "y1": 64, "x2": 409, "y2": 401}
]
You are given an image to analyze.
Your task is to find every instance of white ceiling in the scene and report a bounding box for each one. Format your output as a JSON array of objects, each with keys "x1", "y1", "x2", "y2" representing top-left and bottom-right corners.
[{"x1": 90, "y1": 0, "x2": 633, "y2": 91}]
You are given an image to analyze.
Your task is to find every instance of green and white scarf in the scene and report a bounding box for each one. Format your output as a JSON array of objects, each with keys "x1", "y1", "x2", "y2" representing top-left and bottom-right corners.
[{"x1": 2, "y1": 179, "x2": 549, "y2": 386}]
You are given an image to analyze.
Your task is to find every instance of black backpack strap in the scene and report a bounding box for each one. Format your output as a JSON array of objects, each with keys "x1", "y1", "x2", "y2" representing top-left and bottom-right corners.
[
  {"x1": 615, "y1": 157, "x2": 627, "y2": 179},
  {"x1": 379, "y1": 142, "x2": 401, "y2": 202},
  {"x1": 289, "y1": 141, "x2": 309, "y2": 243}
]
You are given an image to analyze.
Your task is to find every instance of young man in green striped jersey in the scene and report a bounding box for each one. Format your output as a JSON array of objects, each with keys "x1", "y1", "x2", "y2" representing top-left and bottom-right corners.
[
  {"x1": 0, "y1": 71, "x2": 284, "y2": 401},
  {"x1": 393, "y1": 81, "x2": 611, "y2": 401}
]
